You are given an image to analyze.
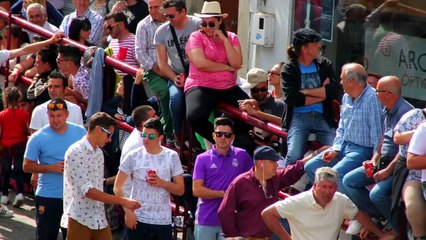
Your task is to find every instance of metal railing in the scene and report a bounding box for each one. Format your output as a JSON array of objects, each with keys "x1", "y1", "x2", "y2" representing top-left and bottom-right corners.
[{"x1": 0, "y1": 10, "x2": 287, "y2": 140}]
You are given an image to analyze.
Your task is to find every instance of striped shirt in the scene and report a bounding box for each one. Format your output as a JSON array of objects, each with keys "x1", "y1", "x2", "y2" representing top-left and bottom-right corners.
[
  {"x1": 135, "y1": 15, "x2": 165, "y2": 70},
  {"x1": 333, "y1": 85, "x2": 383, "y2": 152},
  {"x1": 59, "y1": 9, "x2": 104, "y2": 46},
  {"x1": 109, "y1": 33, "x2": 139, "y2": 77}
]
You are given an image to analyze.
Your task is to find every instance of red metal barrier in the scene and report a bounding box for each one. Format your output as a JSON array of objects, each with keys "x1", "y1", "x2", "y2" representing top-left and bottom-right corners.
[{"x1": 1, "y1": 10, "x2": 286, "y2": 140}]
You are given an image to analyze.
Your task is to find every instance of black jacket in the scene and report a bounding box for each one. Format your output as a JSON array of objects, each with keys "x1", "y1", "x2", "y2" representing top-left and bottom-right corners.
[{"x1": 281, "y1": 57, "x2": 342, "y2": 130}]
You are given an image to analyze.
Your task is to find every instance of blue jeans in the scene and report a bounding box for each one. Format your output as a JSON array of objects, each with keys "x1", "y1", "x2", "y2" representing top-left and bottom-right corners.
[
  {"x1": 304, "y1": 141, "x2": 373, "y2": 196},
  {"x1": 194, "y1": 225, "x2": 224, "y2": 240},
  {"x1": 284, "y1": 112, "x2": 335, "y2": 166},
  {"x1": 343, "y1": 166, "x2": 382, "y2": 217},
  {"x1": 127, "y1": 222, "x2": 172, "y2": 240},
  {"x1": 167, "y1": 80, "x2": 185, "y2": 135},
  {"x1": 370, "y1": 176, "x2": 395, "y2": 229}
]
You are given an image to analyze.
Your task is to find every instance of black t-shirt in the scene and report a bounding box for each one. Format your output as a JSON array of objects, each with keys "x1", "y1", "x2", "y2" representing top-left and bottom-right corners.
[{"x1": 127, "y1": 1, "x2": 149, "y2": 34}]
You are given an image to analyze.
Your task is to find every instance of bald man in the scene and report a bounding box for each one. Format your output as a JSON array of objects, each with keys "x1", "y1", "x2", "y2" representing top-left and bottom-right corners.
[{"x1": 342, "y1": 76, "x2": 413, "y2": 233}]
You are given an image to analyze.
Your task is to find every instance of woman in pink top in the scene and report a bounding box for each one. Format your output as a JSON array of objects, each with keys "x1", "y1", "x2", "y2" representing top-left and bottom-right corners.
[{"x1": 185, "y1": 1, "x2": 249, "y2": 143}]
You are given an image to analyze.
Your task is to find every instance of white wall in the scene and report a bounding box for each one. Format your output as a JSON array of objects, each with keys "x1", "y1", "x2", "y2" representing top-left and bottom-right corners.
[{"x1": 238, "y1": 0, "x2": 293, "y2": 76}]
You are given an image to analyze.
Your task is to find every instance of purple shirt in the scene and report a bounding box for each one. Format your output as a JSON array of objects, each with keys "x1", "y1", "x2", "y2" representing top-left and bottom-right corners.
[
  {"x1": 218, "y1": 160, "x2": 305, "y2": 238},
  {"x1": 193, "y1": 146, "x2": 253, "y2": 226}
]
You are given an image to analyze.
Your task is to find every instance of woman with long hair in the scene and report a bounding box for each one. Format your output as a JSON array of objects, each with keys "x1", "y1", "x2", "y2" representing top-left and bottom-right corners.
[
  {"x1": 68, "y1": 17, "x2": 94, "y2": 46},
  {"x1": 185, "y1": 1, "x2": 249, "y2": 144}
]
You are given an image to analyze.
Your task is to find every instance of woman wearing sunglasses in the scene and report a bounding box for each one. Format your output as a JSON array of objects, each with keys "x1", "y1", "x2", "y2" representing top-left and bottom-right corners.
[{"x1": 184, "y1": 1, "x2": 248, "y2": 144}]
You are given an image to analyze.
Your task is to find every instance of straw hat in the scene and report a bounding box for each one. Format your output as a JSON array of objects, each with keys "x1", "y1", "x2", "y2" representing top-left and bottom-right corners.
[{"x1": 194, "y1": 1, "x2": 228, "y2": 19}]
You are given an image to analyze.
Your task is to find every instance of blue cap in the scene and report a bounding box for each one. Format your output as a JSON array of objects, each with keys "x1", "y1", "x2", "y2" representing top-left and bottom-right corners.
[{"x1": 253, "y1": 146, "x2": 280, "y2": 162}]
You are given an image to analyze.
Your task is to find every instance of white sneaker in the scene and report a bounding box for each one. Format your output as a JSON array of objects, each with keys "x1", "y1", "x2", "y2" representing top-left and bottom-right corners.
[
  {"x1": 1, "y1": 195, "x2": 8, "y2": 204},
  {"x1": 346, "y1": 220, "x2": 362, "y2": 235},
  {"x1": 0, "y1": 204, "x2": 13, "y2": 217},
  {"x1": 13, "y1": 193, "x2": 24, "y2": 207}
]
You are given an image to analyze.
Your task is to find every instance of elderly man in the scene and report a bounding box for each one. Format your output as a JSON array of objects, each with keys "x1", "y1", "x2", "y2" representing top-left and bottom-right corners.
[
  {"x1": 343, "y1": 76, "x2": 413, "y2": 234},
  {"x1": 26, "y1": 3, "x2": 58, "y2": 41},
  {"x1": 304, "y1": 63, "x2": 383, "y2": 195},
  {"x1": 59, "y1": 0, "x2": 103, "y2": 46},
  {"x1": 261, "y1": 167, "x2": 396, "y2": 240}
]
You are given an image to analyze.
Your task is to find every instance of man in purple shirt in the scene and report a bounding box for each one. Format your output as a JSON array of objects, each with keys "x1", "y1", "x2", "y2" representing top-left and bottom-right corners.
[
  {"x1": 218, "y1": 145, "x2": 309, "y2": 239},
  {"x1": 193, "y1": 117, "x2": 253, "y2": 240}
]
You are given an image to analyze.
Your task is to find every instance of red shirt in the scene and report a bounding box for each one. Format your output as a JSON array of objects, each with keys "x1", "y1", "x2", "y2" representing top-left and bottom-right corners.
[
  {"x1": 0, "y1": 108, "x2": 29, "y2": 146},
  {"x1": 218, "y1": 160, "x2": 305, "y2": 238}
]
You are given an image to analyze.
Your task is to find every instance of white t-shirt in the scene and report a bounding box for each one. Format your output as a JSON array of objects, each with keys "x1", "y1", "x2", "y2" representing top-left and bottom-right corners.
[
  {"x1": 119, "y1": 146, "x2": 183, "y2": 225},
  {"x1": 30, "y1": 100, "x2": 84, "y2": 130},
  {"x1": 273, "y1": 190, "x2": 358, "y2": 240},
  {"x1": 407, "y1": 122, "x2": 426, "y2": 182},
  {"x1": 119, "y1": 128, "x2": 144, "y2": 197}
]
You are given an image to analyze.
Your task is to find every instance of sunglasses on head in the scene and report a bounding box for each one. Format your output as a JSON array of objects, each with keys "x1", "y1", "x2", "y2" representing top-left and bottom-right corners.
[
  {"x1": 141, "y1": 132, "x2": 156, "y2": 140},
  {"x1": 250, "y1": 87, "x2": 268, "y2": 94},
  {"x1": 201, "y1": 21, "x2": 216, "y2": 28},
  {"x1": 100, "y1": 126, "x2": 113, "y2": 138},
  {"x1": 214, "y1": 131, "x2": 233, "y2": 138},
  {"x1": 48, "y1": 103, "x2": 64, "y2": 110},
  {"x1": 82, "y1": 24, "x2": 91, "y2": 31}
]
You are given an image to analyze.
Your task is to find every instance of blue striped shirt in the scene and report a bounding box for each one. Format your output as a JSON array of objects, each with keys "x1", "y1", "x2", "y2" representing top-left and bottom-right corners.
[
  {"x1": 333, "y1": 85, "x2": 384, "y2": 152},
  {"x1": 135, "y1": 15, "x2": 165, "y2": 70}
]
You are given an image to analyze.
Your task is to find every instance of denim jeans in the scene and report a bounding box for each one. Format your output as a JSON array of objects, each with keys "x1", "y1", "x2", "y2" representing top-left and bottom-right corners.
[
  {"x1": 304, "y1": 141, "x2": 373, "y2": 196},
  {"x1": 194, "y1": 225, "x2": 224, "y2": 240},
  {"x1": 167, "y1": 80, "x2": 185, "y2": 135},
  {"x1": 342, "y1": 166, "x2": 382, "y2": 217},
  {"x1": 284, "y1": 112, "x2": 335, "y2": 166},
  {"x1": 370, "y1": 176, "x2": 395, "y2": 229}
]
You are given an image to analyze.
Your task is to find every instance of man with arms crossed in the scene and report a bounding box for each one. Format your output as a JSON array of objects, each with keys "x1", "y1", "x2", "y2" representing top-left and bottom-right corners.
[
  {"x1": 63, "y1": 112, "x2": 141, "y2": 240},
  {"x1": 114, "y1": 118, "x2": 184, "y2": 240},
  {"x1": 23, "y1": 98, "x2": 86, "y2": 240}
]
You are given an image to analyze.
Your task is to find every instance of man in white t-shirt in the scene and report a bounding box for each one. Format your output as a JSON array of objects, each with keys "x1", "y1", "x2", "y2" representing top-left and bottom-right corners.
[
  {"x1": 30, "y1": 70, "x2": 83, "y2": 133},
  {"x1": 407, "y1": 122, "x2": 426, "y2": 198},
  {"x1": 114, "y1": 118, "x2": 184, "y2": 240},
  {"x1": 261, "y1": 167, "x2": 396, "y2": 240}
]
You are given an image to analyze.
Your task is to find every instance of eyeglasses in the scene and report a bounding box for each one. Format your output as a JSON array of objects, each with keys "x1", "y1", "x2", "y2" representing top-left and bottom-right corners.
[
  {"x1": 100, "y1": 126, "x2": 113, "y2": 138},
  {"x1": 251, "y1": 87, "x2": 268, "y2": 94},
  {"x1": 201, "y1": 21, "x2": 216, "y2": 28},
  {"x1": 82, "y1": 24, "x2": 91, "y2": 31},
  {"x1": 29, "y1": 14, "x2": 43, "y2": 20},
  {"x1": 267, "y1": 70, "x2": 280, "y2": 77},
  {"x1": 56, "y1": 58, "x2": 71, "y2": 64},
  {"x1": 375, "y1": 89, "x2": 390, "y2": 94},
  {"x1": 214, "y1": 131, "x2": 233, "y2": 138},
  {"x1": 48, "y1": 103, "x2": 64, "y2": 110},
  {"x1": 163, "y1": 13, "x2": 176, "y2": 19},
  {"x1": 141, "y1": 132, "x2": 156, "y2": 140},
  {"x1": 106, "y1": 23, "x2": 120, "y2": 31}
]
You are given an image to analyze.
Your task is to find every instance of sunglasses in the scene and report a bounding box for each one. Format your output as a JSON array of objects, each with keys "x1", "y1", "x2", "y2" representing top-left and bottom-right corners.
[
  {"x1": 141, "y1": 132, "x2": 156, "y2": 140},
  {"x1": 250, "y1": 87, "x2": 268, "y2": 94},
  {"x1": 100, "y1": 126, "x2": 113, "y2": 138},
  {"x1": 163, "y1": 13, "x2": 176, "y2": 19},
  {"x1": 106, "y1": 23, "x2": 119, "y2": 31},
  {"x1": 82, "y1": 24, "x2": 91, "y2": 31},
  {"x1": 201, "y1": 21, "x2": 216, "y2": 28},
  {"x1": 267, "y1": 70, "x2": 280, "y2": 77},
  {"x1": 48, "y1": 103, "x2": 64, "y2": 110},
  {"x1": 214, "y1": 131, "x2": 233, "y2": 138}
]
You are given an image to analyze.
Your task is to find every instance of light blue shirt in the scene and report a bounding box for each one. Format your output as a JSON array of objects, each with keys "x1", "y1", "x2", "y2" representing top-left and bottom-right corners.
[
  {"x1": 294, "y1": 62, "x2": 323, "y2": 113},
  {"x1": 333, "y1": 85, "x2": 383, "y2": 152},
  {"x1": 24, "y1": 123, "x2": 86, "y2": 198}
]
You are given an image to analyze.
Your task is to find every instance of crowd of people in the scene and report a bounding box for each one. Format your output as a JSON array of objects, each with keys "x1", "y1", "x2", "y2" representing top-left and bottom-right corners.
[{"x1": 0, "y1": 0, "x2": 425, "y2": 240}]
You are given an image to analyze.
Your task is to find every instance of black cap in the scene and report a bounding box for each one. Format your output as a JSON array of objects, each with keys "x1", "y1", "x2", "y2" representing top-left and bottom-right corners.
[
  {"x1": 253, "y1": 146, "x2": 280, "y2": 162},
  {"x1": 293, "y1": 28, "x2": 322, "y2": 46}
]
